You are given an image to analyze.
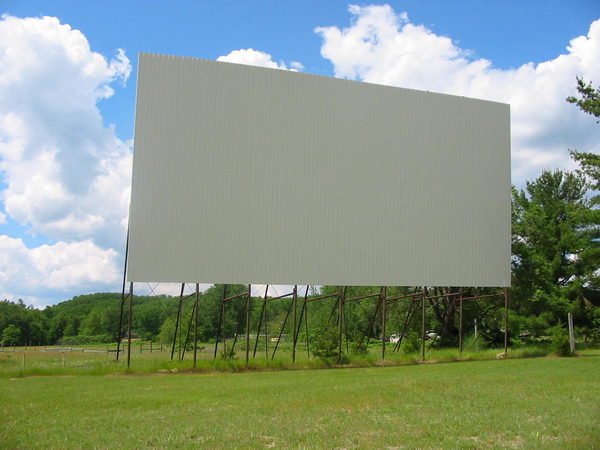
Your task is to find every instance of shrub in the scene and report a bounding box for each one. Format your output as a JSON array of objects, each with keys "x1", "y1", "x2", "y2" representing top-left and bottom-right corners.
[
  {"x1": 349, "y1": 341, "x2": 368, "y2": 355},
  {"x1": 217, "y1": 341, "x2": 237, "y2": 360},
  {"x1": 1, "y1": 324, "x2": 22, "y2": 347},
  {"x1": 551, "y1": 328, "x2": 573, "y2": 356},
  {"x1": 463, "y1": 332, "x2": 489, "y2": 351},
  {"x1": 399, "y1": 332, "x2": 421, "y2": 355},
  {"x1": 311, "y1": 326, "x2": 340, "y2": 362}
]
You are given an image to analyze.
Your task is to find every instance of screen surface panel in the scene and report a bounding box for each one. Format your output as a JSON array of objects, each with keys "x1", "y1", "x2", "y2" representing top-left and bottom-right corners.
[{"x1": 128, "y1": 53, "x2": 511, "y2": 286}]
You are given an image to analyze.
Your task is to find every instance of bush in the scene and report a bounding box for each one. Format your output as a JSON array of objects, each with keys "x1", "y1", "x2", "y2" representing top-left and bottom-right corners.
[
  {"x1": 399, "y1": 332, "x2": 421, "y2": 355},
  {"x1": 551, "y1": 328, "x2": 573, "y2": 356},
  {"x1": 311, "y1": 326, "x2": 340, "y2": 362},
  {"x1": 218, "y1": 341, "x2": 237, "y2": 360},
  {"x1": 463, "y1": 332, "x2": 489, "y2": 351},
  {"x1": 349, "y1": 341, "x2": 368, "y2": 355},
  {"x1": 1, "y1": 324, "x2": 22, "y2": 346}
]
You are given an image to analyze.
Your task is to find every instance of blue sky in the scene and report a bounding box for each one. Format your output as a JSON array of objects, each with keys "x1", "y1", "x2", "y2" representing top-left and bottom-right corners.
[
  {"x1": 1, "y1": 1, "x2": 599, "y2": 306},
  {"x1": 6, "y1": 0, "x2": 600, "y2": 140}
]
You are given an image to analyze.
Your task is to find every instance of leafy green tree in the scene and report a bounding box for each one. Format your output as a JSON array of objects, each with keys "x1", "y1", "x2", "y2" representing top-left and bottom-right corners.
[
  {"x1": 0, "y1": 299, "x2": 49, "y2": 345},
  {"x1": 47, "y1": 313, "x2": 67, "y2": 344},
  {"x1": 158, "y1": 318, "x2": 176, "y2": 346},
  {"x1": 566, "y1": 77, "x2": 600, "y2": 291},
  {"x1": 511, "y1": 170, "x2": 599, "y2": 335},
  {"x1": 567, "y1": 77, "x2": 600, "y2": 122},
  {"x1": 2, "y1": 324, "x2": 21, "y2": 346},
  {"x1": 571, "y1": 150, "x2": 600, "y2": 197},
  {"x1": 566, "y1": 77, "x2": 599, "y2": 204},
  {"x1": 132, "y1": 302, "x2": 164, "y2": 340},
  {"x1": 80, "y1": 307, "x2": 106, "y2": 336},
  {"x1": 311, "y1": 325, "x2": 340, "y2": 361},
  {"x1": 27, "y1": 319, "x2": 48, "y2": 346}
]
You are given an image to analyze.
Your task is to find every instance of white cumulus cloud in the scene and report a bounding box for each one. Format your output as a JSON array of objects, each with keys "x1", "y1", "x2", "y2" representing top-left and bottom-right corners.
[
  {"x1": 218, "y1": 48, "x2": 302, "y2": 71},
  {"x1": 0, "y1": 236, "x2": 119, "y2": 307},
  {"x1": 315, "y1": 5, "x2": 600, "y2": 185},
  {"x1": 0, "y1": 15, "x2": 132, "y2": 243},
  {"x1": 0, "y1": 15, "x2": 132, "y2": 304}
]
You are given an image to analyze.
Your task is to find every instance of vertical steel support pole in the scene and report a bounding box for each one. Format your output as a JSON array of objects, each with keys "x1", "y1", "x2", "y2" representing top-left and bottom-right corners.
[
  {"x1": 393, "y1": 293, "x2": 416, "y2": 353},
  {"x1": 245, "y1": 284, "x2": 251, "y2": 365},
  {"x1": 345, "y1": 305, "x2": 350, "y2": 356},
  {"x1": 292, "y1": 285, "x2": 298, "y2": 363},
  {"x1": 294, "y1": 286, "x2": 309, "y2": 358},
  {"x1": 178, "y1": 291, "x2": 185, "y2": 361},
  {"x1": 459, "y1": 287, "x2": 464, "y2": 353},
  {"x1": 381, "y1": 286, "x2": 387, "y2": 361},
  {"x1": 116, "y1": 228, "x2": 129, "y2": 361},
  {"x1": 116, "y1": 294, "x2": 126, "y2": 361},
  {"x1": 421, "y1": 287, "x2": 426, "y2": 362},
  {"x1": 265, "y1": 298, "x2": 269, "y2": 359},
  {"x1": 304, "y1": 286, "x2": 311, "y2": 358},
  {"x1": 253, "y1": 285, "x2": 268, "y2": 358},
  {"x1": 361, "y1": 296, "x2": 382, "y2": 349},
  {"x1": 432, "y1": 287, "x2": 453, "y2": 349},
  {"x1": 222, "y1": 289, "x2": 228, "y2": 355},
  {"x1": 337, "y1": 286, "x2": 343, "y2": 362},
  {"x1": 193, "y1": 283, "x2": 200, "y2": 368},
  {"x1": 213, "y1": 285, "x2": 227, "y2": 359},
  {"x1": 126, "y1": 282, "x2": 133, "y2": 368},
  {"x1": 337, "y1": 286, "x2": 346, "y2": 362},
  {"x1": 503, "y1": 287, "x2": 509, "y2": 356},
  {"x1": 181, "y1": 295, "x2": 198, "y2": 360},
  {"x1": 271, "y1": 296, "x2": 294, "y2": 360},
  {"x1": 171, "y1": 283, "x2": 185, "y2": 361}
]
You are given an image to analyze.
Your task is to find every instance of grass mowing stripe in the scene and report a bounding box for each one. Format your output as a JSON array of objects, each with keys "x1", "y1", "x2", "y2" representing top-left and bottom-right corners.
[{"x1": 1, "y1": 355, "x2": 599, "y2": 448}]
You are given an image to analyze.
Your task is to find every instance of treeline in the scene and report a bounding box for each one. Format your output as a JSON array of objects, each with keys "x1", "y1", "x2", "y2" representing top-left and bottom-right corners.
[
  {"x1": 0, "y1": 287, "x2": 518, "y2": 347},
  {"x1": 1, "y1": 278, "x2": 598, "y2": 349},
  {"x1": 0, "y1": 286, "x2": 320, "y2": 347}
]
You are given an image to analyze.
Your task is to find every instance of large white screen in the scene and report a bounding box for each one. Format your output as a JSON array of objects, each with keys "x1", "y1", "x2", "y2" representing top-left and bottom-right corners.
[{"x1": 128, "y1": 53, "x2": 510, "y2": 287}]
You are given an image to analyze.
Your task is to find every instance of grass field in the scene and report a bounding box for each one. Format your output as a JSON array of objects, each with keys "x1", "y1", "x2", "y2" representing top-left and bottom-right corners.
[
  {"x1": 1, "y1": 351, "x2": 599, "y2": 448},
  {"x1": 0, "y1": 341, "x2": 551, "y2": 377}
]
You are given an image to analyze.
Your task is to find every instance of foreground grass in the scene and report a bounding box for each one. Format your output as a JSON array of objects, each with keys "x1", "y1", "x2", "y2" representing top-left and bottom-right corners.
[{"x1": 1, "y1": 353, "x2": 599, "y2": 448}]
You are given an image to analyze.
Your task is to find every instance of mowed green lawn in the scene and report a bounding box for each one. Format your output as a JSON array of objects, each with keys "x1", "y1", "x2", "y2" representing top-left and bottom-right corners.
[{"x1": 1, "y1": 354, "x2": 599, "y2": 448}]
